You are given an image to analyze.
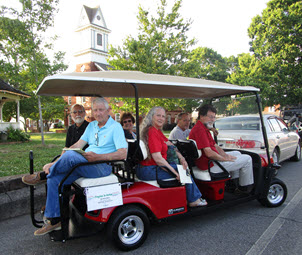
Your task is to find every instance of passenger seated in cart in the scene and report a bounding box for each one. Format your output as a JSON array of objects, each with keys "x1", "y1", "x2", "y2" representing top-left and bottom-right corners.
[
  {"x1": 24, "y1": 97, "x2": 128, "y2": 236},
  {"x1": 169, "y1": 112, "x2": 218, "y2": 140},
  {"x1": 136, "y1": 106, "x2": 207, "y2": 207},
  {"x1": 121, "y1": 112, "x2": 136, "y2": 139},
  {"x1": 189, "y1": 104, "x2": 254, "y2": 193},
  {"x1": 22, "y1": 103, "x2": 89, "y2": 185}
]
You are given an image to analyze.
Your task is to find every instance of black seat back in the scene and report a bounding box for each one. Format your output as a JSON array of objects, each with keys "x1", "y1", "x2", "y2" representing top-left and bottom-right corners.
[
  {"x1": 171, "y1": 139, "x2": 201, "y2": 169},
  {"x1": 127, "y1": 139, "x2": 148, "y2": 167}
]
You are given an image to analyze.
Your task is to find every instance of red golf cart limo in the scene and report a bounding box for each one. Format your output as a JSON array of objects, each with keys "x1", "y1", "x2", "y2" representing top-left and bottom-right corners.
[{"x1": 28, "y1": 71, "x2": 287, "y2": 251}]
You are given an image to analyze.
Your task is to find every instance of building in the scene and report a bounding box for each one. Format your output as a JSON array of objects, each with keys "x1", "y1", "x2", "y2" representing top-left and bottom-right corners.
[
  {"x1": 65, "y1": 5, "x2": 181, "y2": 128},
  {"x1": 74, "y1": 5, "x2": 112, "y2": 72},
  {"x1": 65, "y1": 5, "x2": 114, "y2": 126},
  {"x1": 0, "y1": 79, "x2": 30, "y2": 132}
]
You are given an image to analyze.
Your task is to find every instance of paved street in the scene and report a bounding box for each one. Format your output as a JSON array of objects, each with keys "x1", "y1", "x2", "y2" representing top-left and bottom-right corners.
[{"x1": 1, "y1": 159, "x2": 302, "y2": 255}]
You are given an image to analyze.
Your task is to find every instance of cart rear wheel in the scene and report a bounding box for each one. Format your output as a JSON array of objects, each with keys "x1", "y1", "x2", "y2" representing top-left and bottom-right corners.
[
  {"x1": 107, "y1": 205, "x2": 150, "y2": 251},
  {"x1": 258, "y1": 178, "x2": 287, "y2": 207}
]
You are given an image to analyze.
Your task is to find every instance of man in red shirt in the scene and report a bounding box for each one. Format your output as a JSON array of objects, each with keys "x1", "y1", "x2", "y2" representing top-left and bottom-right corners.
[{"x1": 189, "y1": 104, "x2": 254, "y2": 192}]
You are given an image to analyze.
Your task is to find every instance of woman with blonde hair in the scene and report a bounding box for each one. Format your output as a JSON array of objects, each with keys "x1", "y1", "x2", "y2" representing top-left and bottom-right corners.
[{"x1": 137, "y1": 106, "x2": 207, "y2": 207}]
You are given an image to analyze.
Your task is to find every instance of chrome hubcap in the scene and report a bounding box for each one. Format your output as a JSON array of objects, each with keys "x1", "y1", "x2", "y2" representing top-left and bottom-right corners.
[
  {"x1": 267, "y1": 183, "x2": 284, "y2": 204},
  {"x1": 118, "y1": 215, "x2": 144, "y2": 245}
]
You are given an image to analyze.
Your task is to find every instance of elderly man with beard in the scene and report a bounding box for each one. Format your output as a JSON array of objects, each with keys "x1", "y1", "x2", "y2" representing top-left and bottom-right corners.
[
  {"x1": 189, "y1": 104, "x2": 254, "y2": 192},
  {"x1": 65, "y1": 104, "x2": 89, "y2": 150},
  {"x1": 22, "y1": 104, "x2": 89, "y2": 184}
]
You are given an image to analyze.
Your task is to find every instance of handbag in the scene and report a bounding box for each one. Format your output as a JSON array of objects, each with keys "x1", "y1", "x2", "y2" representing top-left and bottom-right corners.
[
  {"x1": 156, "y1": 166, "x2": 181, "y2": 188},
  {"x1": 166, "y1": 145, "x2": 179, "y2": 164}
]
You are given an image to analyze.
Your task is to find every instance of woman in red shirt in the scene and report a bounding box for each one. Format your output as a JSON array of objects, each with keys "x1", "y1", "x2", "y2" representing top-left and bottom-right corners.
[{"x1": 136, "y1": 106, "x2": 207, "y2": 207}]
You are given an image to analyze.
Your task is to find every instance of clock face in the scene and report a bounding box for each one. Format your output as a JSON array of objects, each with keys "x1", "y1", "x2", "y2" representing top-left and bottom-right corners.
[{"x1": 97, "y1": 15, "x2": 101, "y2": 21}]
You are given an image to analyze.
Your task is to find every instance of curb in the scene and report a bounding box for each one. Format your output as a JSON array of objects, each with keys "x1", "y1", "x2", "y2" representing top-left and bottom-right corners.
[
  {"x1": 0, "y1": 175, "x2": 46, "y2": 221},
  {"x1": 0, "y1": 174, "x2": 27, "y2": 193}
]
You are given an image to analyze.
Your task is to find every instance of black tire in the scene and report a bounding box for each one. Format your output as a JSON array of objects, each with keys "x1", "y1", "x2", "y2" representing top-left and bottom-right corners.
[
  {"x1": 291, "y1": 143, "x2": 301, "y2": 161},
  {"x1": 258, "y1": 178, "x2": 287, "y2": 207},
  {"x1": 272, "y1": 148, "x2": 280, "y2": 164},
  {"x1": 107, "y1": 205, "x2": 150, "y2": 251}
]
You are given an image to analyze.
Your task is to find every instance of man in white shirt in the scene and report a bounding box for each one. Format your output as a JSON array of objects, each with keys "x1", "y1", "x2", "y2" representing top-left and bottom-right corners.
[{"x1": 169, "y1": 113, "x2": 191, "y2": 140}]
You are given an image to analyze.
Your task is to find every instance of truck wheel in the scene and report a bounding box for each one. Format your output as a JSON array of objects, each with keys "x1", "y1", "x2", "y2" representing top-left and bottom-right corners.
[
  {"x1": 291, "y1": 143, "x2": 301, "y2": 161},
  {"x1": 107, "y1": 205, "x2": 150, "y2": 251},
  {"x1": 258, "y1": 178, "x2": 287, "y2": 207}
]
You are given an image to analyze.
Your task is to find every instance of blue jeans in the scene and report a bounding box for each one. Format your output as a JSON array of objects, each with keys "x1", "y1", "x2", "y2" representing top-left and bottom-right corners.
[
  {"x1": 45, "y1": 151, "x2": 112, "y2": 218},
  {"x1": 136, "y1": 164, "x2": 201, "y2": 203}
]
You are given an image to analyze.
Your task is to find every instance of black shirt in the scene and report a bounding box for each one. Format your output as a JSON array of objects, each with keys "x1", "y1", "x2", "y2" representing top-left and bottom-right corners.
[
  {"x1": 124, "y1": 129, "x2": 135, "y2": 139},
  {"x1": 65, "y1": 120, "x2": 89, "y2": 150}
]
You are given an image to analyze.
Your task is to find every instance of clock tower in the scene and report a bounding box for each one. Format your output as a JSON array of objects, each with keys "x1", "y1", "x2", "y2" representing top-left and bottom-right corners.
[{"x1": 74, "y1": 5, "x2": 112, "y2": 72}]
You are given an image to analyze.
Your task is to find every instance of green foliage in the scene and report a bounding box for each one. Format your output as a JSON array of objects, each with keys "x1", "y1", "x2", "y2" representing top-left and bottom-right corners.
[
  {"x1": 110, "y1": 97, "x2": 200, "y2": 116},
  {"x1": 108, "y1": 0, "x2": 200, "y2": 114},
  {"x1": 0, "y1": 0, "x2": 67, "y2": 130},
  {"x1": 227, "y1": 53, "x2": 279, "y2": 107},
  {"x1": 213, "y1": 94, "x2": 260, "y2": 117},
  {"x1": 247, "y1": 0, "x2": 302, "y2": 106},
  {"x1": 184, "y1": 47, "x2": 230, "y2": 82},
  {"x1": 5, "y1": 126, "x2": 30, "y2": 142},
  {"x1": 109, "y1": 0, "x2": 195, "y2": 75}
]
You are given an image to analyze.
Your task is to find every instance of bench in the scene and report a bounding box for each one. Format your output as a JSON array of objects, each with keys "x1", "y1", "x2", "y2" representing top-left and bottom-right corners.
[
  {"x1": 73, "y1": 139, "x2": 189, "y2": 189},
  {"x1": 74, "y1": 174, "x2": 119, "y2": 188},
  {"x1": 172, "y1": 139, "x2": 231, "y2": 200},
  {"x1": 128, "y1": 139, "x2": 183, "y2": 188}
]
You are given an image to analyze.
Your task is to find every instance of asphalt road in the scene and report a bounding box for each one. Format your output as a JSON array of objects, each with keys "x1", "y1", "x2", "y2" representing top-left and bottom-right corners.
[{"x1": 1, "y1": 159, "x2": 302, "y2": 255}]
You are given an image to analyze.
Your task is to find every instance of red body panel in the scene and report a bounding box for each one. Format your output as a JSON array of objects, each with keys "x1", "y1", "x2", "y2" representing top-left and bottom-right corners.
[
  {"x1": 195, "y1": 179, "x2": 230, "y2": 201},
  {"x1": 84, "y1": 182, "x2": 188, "y2": 223}
]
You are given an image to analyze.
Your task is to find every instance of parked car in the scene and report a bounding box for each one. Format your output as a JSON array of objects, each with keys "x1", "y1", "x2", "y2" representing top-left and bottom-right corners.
[
  {"x1": 280, "y1": 106, "x2": 302, "y2": 124},
  {"x1": 280, "y1": 108, "x2": 302, "y2": 139},
  {"x1": 215, "y1": 114, "x2": 301, "y2": 164}
]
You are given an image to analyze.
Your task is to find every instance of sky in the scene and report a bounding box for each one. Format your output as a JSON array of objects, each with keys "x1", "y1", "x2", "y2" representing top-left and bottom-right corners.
[{"x1": 1, "y1": 0, "x2": 269, "y2": 69}]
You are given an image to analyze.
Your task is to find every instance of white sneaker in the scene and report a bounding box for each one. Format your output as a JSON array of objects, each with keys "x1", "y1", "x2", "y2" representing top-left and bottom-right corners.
[{"x1": 189, "y1": 198, "x2": 208, "y2": 207}]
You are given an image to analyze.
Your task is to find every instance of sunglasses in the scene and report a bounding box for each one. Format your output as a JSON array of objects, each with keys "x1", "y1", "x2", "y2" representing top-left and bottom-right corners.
[
  {"x1": 206, "y1": 115, "x2": 216, "y2": 120},
  {"x1": 123, "y1": 120, "x2": 132, "y2": 124},
  {"x1": 71, "y1": 110, "x2": 84, "y2": 114}
]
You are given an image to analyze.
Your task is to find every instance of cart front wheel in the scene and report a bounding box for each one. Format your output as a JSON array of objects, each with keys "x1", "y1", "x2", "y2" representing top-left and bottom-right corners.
[
  {"x1": 107, "y1": 205, "x2": 150, "y2": 251},
  {"x1": 258, "y1": 178, "x2": 287, "y2": 207}
]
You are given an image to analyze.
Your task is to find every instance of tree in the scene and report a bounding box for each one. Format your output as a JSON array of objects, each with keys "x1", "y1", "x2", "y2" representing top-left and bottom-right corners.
[
  {"x1": 108, "y1": 0, "x2": 200, "y2": 115},
  {"x1": 248, "y1": 0, "x2": 302, "y2": 107},
  {"x1": 109, "y1": 0, "x2": 195, "y2": 75},
  {"x1": 0, "y1": 0, "x2": 67, "y2": 133},
  {"x1": 184, "y1": 47, "x2": 230, "y2": 82},
  {"x1": 227, "y1": 53, "x2": 279, "y2": 107}
]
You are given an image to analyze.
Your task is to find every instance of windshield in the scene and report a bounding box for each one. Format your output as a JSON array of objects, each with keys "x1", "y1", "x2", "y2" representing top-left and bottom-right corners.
[
  {"x1": 212, "y1": 94, "x2": 259, "y2": 117},
  {"x1": 212, "y1": 94, "x2": 264, "y2": 150},
  {"x1": 215, "y1": 116, "x2": 260, "y2": 131}
]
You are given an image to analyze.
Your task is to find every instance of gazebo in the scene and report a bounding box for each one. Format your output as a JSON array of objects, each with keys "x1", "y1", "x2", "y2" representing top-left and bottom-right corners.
[{"x1": 0, "y1": 79, "x2": 30, "y2": 132}]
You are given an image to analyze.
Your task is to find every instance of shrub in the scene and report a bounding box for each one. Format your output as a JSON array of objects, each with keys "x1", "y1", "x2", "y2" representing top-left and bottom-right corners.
[
  {"x1": 6, "y1": 126, "x2": 30, "y2": 142},
  {"x1": 54, "y1": 121, "x2": 64, "y2": 128}
]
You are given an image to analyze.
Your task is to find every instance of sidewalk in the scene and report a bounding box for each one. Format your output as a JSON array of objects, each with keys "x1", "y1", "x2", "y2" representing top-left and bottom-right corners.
[{"x1": 0, "y1": 174, "x2": 45, "y2": 221}]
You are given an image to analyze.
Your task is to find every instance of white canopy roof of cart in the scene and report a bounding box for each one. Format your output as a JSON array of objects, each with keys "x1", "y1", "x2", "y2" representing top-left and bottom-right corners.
[{"x1": 37, "y1": 71, "x2": 259, "y2": 99}]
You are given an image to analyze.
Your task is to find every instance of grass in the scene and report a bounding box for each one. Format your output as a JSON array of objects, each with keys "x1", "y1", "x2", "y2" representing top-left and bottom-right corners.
[
  {"x1": 0, "y1": 130, "x2": 172, "y2": 178},
  {"x1": 163, "y1": 131, "x2": 170, "y2": 138},
  {"x1": 0, "y1": 133, "x2": 66, "y2": 177}
]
